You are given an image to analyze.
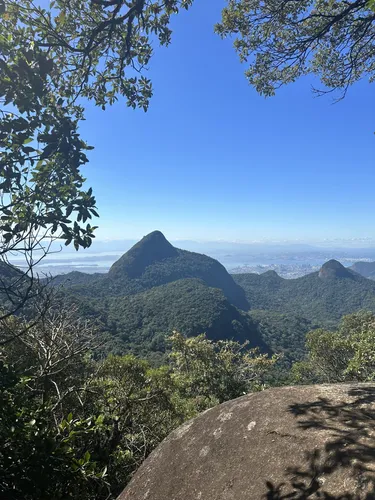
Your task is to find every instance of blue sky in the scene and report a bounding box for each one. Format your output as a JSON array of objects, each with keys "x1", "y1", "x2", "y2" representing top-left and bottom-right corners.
[{"x1": 79, "y1": 0, "x2": 374, "y2": 243}]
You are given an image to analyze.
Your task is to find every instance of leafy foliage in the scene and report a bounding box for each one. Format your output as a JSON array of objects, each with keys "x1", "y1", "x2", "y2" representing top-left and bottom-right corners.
[
  {"x1": 216, "y1": 0, "x2": 375, "y2": 99},
  {"x1": 0, "y1": 312, "x2": 109, "y2": 499},
  {"x1": 292, "y1": 311, "x2": 375, "y2": 384},
  {"x1": 0, "y1": 2, "x2": 99, "y2": 254},
  {"x1": 0, "y1": 0, "x2": 194, "y2": 253},
  {"x1": 0, "y1": 1, "x2": 194, "y2": 319},
  {"x1": 169, "y1": 331, "x2": 278, "y2": 409},
  {"x1": 0, "y1": 309, "x2": 276, "y2": 499}
]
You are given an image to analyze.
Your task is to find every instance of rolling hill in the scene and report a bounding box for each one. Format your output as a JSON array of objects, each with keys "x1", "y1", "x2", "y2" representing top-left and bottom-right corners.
[
  {"x1": 349, "y1": 261, "x2": 375, "y2": 279},
  {"x1": 52, "y1": 244, "x2": 375, "y2": 363},
  {"x1": 233, "y1": 260, "x2": 375, "y2": 327}
]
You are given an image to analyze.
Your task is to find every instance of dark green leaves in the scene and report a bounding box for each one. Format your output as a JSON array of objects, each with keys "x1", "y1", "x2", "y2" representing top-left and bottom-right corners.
[
  {"x1": 0, "y1": 0, "x2": 195, "y2": 257},
  {"x1": 216, "y1": 0, "x2": 375, "y2": 98}
]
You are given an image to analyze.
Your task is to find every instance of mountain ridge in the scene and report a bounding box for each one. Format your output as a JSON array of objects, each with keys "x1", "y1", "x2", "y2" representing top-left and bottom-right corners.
[
  {"x1": 349, "y1": 261, "x2": 375, "y2": 279},
  {"x1": 233, "y1": 261, "x2": 375, "y2": 327}
]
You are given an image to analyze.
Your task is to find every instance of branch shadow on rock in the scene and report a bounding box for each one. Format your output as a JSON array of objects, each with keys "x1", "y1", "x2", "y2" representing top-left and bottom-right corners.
[{"x1": 264, "y1": 386, "x2": 375, "y2": 499}]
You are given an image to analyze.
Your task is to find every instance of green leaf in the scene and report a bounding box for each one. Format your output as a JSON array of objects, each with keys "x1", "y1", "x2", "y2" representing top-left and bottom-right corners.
[
  {"x1": 95, "y1": 414, "x2": 105, "y2": 425},
  {"x1": 55, "y1": 10, "x2": 66, "y2": 24}
]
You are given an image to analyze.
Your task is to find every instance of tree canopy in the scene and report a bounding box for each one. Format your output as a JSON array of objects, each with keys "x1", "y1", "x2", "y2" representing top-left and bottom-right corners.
[
  {"x1": 0, "y1": 0, "x2": 193, "y2": 251},
  {"x1": 0, "y1": 0, "x2": 193, "y2": 317},
  {"x1": 216, "y1": 0, "x2": 375, "y2": 99},
  {"x1": 292, "y1": 311, "x2": 375, "y2": 384},
  {"x1": 0, "y1": 314, "x2": 276, "y2": 498}
]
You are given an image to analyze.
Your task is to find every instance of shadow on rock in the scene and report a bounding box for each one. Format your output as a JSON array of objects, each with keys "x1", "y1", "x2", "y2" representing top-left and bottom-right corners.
[{"x1": 265, "y1": 386, "x2": 375, "y2": 499}]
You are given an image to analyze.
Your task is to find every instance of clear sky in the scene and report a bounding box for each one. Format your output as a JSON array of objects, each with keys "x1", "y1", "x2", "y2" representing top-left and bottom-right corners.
[{"x1": 79, "y1": 0, "x2": 375, "y2": 243}]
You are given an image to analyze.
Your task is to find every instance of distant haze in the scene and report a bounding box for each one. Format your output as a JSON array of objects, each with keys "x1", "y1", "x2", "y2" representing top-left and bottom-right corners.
[{"x1": 9, "y1": 236, "x2": 375, "y2": 278}]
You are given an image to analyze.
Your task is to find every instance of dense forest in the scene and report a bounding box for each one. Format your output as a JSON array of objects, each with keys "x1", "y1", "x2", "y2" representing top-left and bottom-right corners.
[
  {"x1": 56, "y1": 237, "x2": 375, "y2": 361},
  {"x1": 234, "y1": 260, "x2": 375, "y2": 327},
  {"x1": 1, "y1": 0, "x2": 374, "y2": 497}
]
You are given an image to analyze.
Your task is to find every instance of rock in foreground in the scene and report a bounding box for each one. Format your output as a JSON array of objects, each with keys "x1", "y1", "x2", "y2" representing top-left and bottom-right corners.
[{"x1": 118, "y1": 383, "x2": 375, "y2": 499}]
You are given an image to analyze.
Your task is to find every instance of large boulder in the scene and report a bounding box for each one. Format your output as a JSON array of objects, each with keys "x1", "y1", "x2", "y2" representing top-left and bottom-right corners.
[{"x1": 119, "y1": 383, "x2": 375, "y2": 499}]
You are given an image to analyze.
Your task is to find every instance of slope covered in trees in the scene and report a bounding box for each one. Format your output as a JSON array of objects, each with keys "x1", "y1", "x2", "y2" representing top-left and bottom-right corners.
[
  {"x1": 51, "y1": 253, "x2": 375, "y2": 360},
  {"x1": 65, "y1": 279, "x2": 268, "y2": 363},
  {"x1": 102, "y1": 278, "x2": 266, "y2": 358},
  {"x1": 349, "y1": 261, "x2": 375, "y2": 279},
  {"x1": 250, "y1": 310, "x2": 313, "y2": 363},
  {"x1": 234, "y1": 260, "x2": 375, "y2": 327}
]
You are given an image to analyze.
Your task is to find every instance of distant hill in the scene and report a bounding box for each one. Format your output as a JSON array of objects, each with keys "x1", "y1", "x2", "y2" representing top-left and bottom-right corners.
[
  {"x1": 349, "y1": 261, "x2": 375, "y2": 279},
  {"x1": 52, "y1": 246, "x2": 375, "y2": 362},
  {"x1": 57, "y1": 231, "x2": 249, "y2": 310},
  {"x1": 52, "y1": 270, "x2": 100, "y2": 287},
  {"x1": 109, "y1": 231, "x2": 178, "y2": 279},
  {"x1": 233, "y1": 260, "x2": 375, "y2": 327}
]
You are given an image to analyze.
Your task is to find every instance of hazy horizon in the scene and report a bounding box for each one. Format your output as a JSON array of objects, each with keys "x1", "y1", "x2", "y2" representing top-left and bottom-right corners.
[{"x1": 10, "y1": 232, "x2": 375, "y2": 278}]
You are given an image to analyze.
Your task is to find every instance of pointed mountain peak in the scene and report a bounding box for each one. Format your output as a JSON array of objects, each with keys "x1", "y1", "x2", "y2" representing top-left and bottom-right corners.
[
  {"x1": 138, "y1": 230, "x2": 171, "y2": 246},
  {"x1": 109, "y1": 231, "x2": 178, "y2": 279},
  {"x1": 318, "y1": 259, "x2": 352, "y2": 279}
]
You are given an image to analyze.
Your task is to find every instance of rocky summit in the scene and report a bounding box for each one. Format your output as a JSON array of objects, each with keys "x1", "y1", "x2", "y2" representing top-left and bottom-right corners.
[
  {"x1": 119, "y1": 383, "x2": 375, "y2": 500},
  {"x1": 318, "y1": 259, "x2": 355, "y2": 280}
]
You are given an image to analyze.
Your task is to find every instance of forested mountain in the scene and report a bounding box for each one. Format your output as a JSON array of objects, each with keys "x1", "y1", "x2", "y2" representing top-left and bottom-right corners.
[
  {"x1": 101, "y1": 278, "x2": 267, "y2": 358},
  {"x1": 56, "y1": 231, "x2": 249, "y2": 310},
  {"x1": 55, "y1": 248, "x2": 375, "y2": 359},
  {"x1": 349, "y1": 261, "x2": 375, "y2": 279},
  {"x1": 53, "y1": 232, "x2": 264, "y2": 356},
  {"x1": 234, "y1": 260, "x2": 375, "y2": 327},
  {"x1": 20, "y1": 243, "x2": 375, "y2": 361}
]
